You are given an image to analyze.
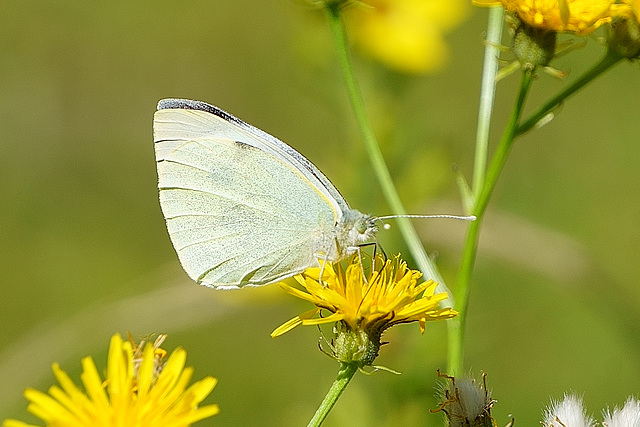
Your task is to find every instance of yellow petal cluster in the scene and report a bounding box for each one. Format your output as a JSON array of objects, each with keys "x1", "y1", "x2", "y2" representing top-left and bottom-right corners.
[
  {"x1": 474, "y1": 0, "x2": 622, "y2": 34},
  {"x1": 344, "y1": 0, "x2": 469, "y2": 73},
  {"x1": 272, "y1": 254, "x2": 457, "y2": 338},
  {"x1": 624, "y1": 0, "x2": 640, "y2": 21},
  {"x1": 3, "y1": 334, "x2": 218, "y2": 427}
]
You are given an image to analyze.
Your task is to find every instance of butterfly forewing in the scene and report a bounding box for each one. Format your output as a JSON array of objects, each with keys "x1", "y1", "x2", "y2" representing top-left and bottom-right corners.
[{"x1": 154, "y1": 106, "x2": 344, "y2": 288}]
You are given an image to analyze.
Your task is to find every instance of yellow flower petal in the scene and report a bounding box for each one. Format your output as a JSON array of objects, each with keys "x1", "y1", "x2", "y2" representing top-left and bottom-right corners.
[
  {"x1": 481, "y1": 0, "x2": 620, "y2": 34},
  {"x1": 24, "y1": 388, "x2": 75, "y2": 425},
  {"x1": 301, "y1": 312, "x2": 346, "y2": 326},
  {"x1": 271, "y1": 308, "x2": 320, "y2": 337},
  {"x1": 135, "y1": 343, "x2": 155, "y2": 398},
  {"x1": 3, "y1": 420, "x2": 40, "y2": 427},
  {"x1": 80, "y1": 357, "x2": 110, "y2": 413},
  {"x1": 473, "y1": 0, "x2": 502, "y2": 5}
]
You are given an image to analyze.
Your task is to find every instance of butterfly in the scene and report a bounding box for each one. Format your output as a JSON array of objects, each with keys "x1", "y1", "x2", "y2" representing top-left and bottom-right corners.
[{"x1": 153, "y1": 98, "x2": 378, "y2": 289}]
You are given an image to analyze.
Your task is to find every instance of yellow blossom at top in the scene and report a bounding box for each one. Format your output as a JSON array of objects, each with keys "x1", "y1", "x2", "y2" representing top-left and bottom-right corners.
[
  {"x1": 272, "y1": 254, "x2": 457, "y2": 338},
  {"x1": 344, "y1": 0, "x2": 469, "y2": 73},
  {"x1": 474, "y1": 0, "x2": 623, "y2": 34},
  {"x1": 3, "y1": 334, "x2": 219, "y2": 427},
  {"x1": 623, "y1": 0, "x2": 640, "y2": 21}
]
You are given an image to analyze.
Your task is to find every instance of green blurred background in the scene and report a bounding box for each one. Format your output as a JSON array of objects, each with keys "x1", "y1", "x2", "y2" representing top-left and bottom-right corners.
[{"x1": 1, "y1": 1, "x2": 639, "y2": 425}]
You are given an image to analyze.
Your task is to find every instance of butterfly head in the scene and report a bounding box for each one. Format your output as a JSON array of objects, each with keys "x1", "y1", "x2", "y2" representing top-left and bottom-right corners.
[{"x1": 337, "y1": 209, "x2": 378, "y2": 252}]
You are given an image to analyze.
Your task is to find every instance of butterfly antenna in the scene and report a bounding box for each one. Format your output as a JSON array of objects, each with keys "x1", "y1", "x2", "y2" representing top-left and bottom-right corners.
[{"x1": 375, "y1": 214, "x2": 476, "y2": 223}]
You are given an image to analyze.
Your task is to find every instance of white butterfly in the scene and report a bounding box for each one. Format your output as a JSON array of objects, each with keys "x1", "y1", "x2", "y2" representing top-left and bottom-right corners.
[{"x1": 154, "y1": 99, "x2": 378, "y2": 289}]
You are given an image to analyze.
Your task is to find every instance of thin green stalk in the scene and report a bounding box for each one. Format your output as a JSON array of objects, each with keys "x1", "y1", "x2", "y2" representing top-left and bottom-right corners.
[
  {"x1": 517, "y1": 49, "x2": 623, "y2": 136},
  {"x1": 472, "y1": 6, "x2": 504, "y2": 197},
  {"x1": 448, "y1": 70, "x2": 534, "y2": 375},
  {"x1": 307, "y1": 363, "x2": 358, "y2": 427},
  {"x1": 448, "y1": 6, "x2": 504, "y2": 374},
  {"x1": 324, "y1": 5, "x2": 449, "y2": 295}
]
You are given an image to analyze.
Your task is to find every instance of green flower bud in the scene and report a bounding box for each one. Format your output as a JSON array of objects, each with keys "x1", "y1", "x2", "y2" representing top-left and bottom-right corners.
[
  {"x1": 512, "y1": 21, "x2": 557, "y2": 70},
  {"x1": 607, "y1": 16, "x2": 640, "y2": 59}
]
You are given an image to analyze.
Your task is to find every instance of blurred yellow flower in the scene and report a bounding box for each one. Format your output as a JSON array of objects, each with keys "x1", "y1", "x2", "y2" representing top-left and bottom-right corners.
[
  {"x1": 344, "y1": 0, "x2": 470, "y2": 73},
  {"x1": 272, "y1": 254, "x2": 457, "y2": 338},
  {"x1": 624, "y1": 0, "x2": 640, "y2": 21},
  {"x1": 3, "y1": 334, "x2": 219, "y2": 427},
  {"x1": 474, "y1": 0, "x2": 622, "y2": 34}
]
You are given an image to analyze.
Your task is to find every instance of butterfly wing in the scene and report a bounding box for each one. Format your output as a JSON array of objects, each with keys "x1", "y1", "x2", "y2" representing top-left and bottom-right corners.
[{"x1": 154, "y1": 99, "x2": 348, "y2": 288}]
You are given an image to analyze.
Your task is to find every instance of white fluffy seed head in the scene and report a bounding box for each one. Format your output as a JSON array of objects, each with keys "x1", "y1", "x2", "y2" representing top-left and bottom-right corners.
[
  {"x1": 542, "y1": 393, "x2": 595, "y2": 427},
  {"x1": 603, "y1": 396, "x2": 640, "y2": 427},
  {"x1": 436, "y1": 372, "x2": 495, "y2": 427}
]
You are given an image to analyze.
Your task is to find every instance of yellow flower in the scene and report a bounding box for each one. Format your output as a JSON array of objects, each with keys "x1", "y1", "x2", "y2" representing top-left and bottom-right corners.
[
  {"x1": 3, "y1": 334, "x2": 219, "y2": 427},
  {"x1": 622, "y1": 0, "x2": 640, "y2": 22},
  {"x1": 474, "y1": 0, "x2": 622, "y2": 34},
  {"x1": 273, "y1": 253, "x2": 456, "y2": 334},
  {"x1": 344, "y1": 0, "x2": 469, "y2": 73}
]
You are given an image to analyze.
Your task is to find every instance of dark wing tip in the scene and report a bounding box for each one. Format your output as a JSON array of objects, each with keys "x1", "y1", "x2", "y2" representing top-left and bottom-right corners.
[
  {"x1": 156, "y1": 98, "x2": 247, "y2": 128},
  {"x1": 157, "y1": 98, "x2": 215, "y2": 112}
]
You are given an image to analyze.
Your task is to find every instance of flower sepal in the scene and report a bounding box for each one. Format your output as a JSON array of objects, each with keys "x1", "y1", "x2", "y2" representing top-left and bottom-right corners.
[
  {"x1": 331, "y1": 323, "x2": 382, "y2": 367},
  {"x1": 607, "y1": 15, "x2": 640, "y2": 59},
  {"x1": 512, "y1": 19, "x2": 557, "y2": 70}
]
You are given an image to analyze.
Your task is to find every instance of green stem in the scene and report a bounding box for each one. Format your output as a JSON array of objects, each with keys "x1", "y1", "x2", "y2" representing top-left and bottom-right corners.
[
  {"x1": 517, "y1": 49, "x2": 623, "y2": 136},
  {"x1": 307, "y1": 363, "x2": 358, "y2": 427},
  {"x1": 472, "y1": 6, "x2": 504, "y2": 197},
  {"x1": 447, "y1": 70, "x2": 534, "y2": 375},
  {"x1": 448, "y1": 6, "x2": 504, "y2": 374},
  {"x1": 324, "y1": 5, "x2": 449, "y2": 295}
]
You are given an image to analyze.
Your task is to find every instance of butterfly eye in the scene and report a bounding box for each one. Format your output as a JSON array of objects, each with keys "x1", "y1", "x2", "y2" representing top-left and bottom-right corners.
[
  {"x1": 355, "y1": 216, "x2": 377, "y2": 238},
  {"x1": 356, "y1": 218, "x2": 368, "y2": 234}
]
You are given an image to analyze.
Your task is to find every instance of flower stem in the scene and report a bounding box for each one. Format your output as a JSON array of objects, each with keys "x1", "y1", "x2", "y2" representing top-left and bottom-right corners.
[
  {"x1": 517, "y1": 49, "x2": 623, "y2": 136},
  {"x1": 448, "y1": 70, "x2": 534, "y2": 375},
  {"x1": 472, "y1": 6, "x2": 504, "y2": 196},
  {"x1": 448, "y1": 6, "x2": 504, "y2": 374},
  {"x1": 324, "y1": 3, "x2": 450, "y2": 298},
  {"x1": 307, "y1": 362, "x2": 358, "y2": 427}
]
